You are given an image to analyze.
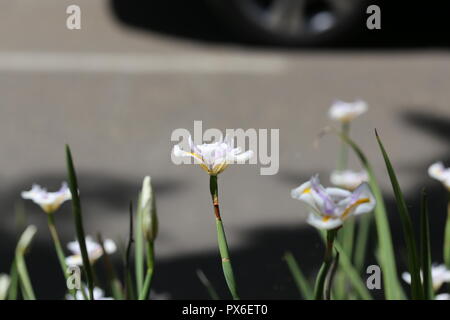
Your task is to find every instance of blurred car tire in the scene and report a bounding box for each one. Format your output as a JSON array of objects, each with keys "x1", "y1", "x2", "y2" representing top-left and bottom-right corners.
[{"x1": 207, "y1": 0, "x2": 370, "y2": 46}]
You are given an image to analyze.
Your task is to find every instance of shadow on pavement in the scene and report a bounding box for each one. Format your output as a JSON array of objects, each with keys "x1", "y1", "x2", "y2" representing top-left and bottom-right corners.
[{"x1": 1, "y1": 111, "x2": 449, "y2": 299}]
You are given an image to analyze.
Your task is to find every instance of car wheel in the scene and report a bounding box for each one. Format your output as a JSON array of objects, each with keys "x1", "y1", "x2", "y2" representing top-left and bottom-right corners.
[{"x1": 207, "y1": 0, "x2": 369, "y2": 46}]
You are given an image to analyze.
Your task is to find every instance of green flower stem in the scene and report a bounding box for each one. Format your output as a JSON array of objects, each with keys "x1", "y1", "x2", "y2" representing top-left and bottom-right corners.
[
  {"x1": 337, "y1": 122, "x2": 350, "y2": 171},
  {"x1": 139, "y1": 242, "x2": 154, "y2": 300},
  {"x1": 444, "y1": 196, "x2": 450, "y2": 270},
  {"x1": 47, "y1": 213, "x2": 67, "y2": 273},
  {"x1": 210, "y1": 175, "x2": 239, "y2": 300},
  {"x1": 47, "y1": 213, "x2": 77, "y2": 298},
  {"x1": 335, "y1": 121, "x2": 350, "y2": 299},
  {"x1": 314, "y1": 229, "x2": 337, "y2": 300}
]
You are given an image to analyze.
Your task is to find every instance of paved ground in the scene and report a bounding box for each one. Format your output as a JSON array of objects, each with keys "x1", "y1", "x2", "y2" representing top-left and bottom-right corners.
[{"x1": 0, "y1": 0, "x2": 449, "y2": 298}]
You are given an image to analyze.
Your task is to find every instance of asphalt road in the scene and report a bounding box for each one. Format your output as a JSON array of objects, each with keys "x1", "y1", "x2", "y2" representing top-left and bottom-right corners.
[{"x1": 0, "y1": 0, "x2": 449, "y2": 298}]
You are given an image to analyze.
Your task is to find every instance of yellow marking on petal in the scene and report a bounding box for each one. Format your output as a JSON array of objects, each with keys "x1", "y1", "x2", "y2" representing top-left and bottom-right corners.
[
  {"x1": 341, "y1": 198, "x2": 370, "y2": 220},
  {"x1": 199, "y1": 164, "x2": 210, "y2": 173},
  {"x1": 187, "y1": 152, "x2": 204, "y2": 163},
  {"x1": 322, "y1": 216, "x2": 331, "y2": 222},
  {"x1": 212, "y1": 162, "x2": 228, "y2": 175},
  {"x1": 303, "y1": 188, "x2": 311, "y2": 194}
]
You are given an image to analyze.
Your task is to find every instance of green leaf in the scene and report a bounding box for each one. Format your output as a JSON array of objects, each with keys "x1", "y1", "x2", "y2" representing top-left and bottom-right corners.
[
  {"x1": 66, "y1": 144, "x2": 95, "y2": 300},
  {"x1": 354, "y1": 214, "x2": 372, "y2": 272},
  {"x1": 135, "y1": 191, "x2": 144, "y2": 295},
  {"x1": 336, "y1": 130, "x2": 405, "y2": 299},
  {"x1": 375, "y1": 130, "x2": 423, "y2": 300},
  {"x1": 420, "y1": 189, "x2": 433, "y2": 300},
  {"x1": 196, "y1": 269, "x2": 220, "y2": 300},
  {"x1": 98, "y1": 233, "x2": 124, "y2": 300},
  {"x1": 334, "y1": 241, "x2": 373, "y2": 300},
  {"x1": 444, "y1": 196, "x2": 450, "y2": 270},
  {"x1": 283, "y1": 251, "x2": 313, "y2": 300},
  {"x1": 15, "y1": 225, "x2": 37, "y2": 300},
  {"x1": 125, "y1": 201, "x2": 136, "y2": 300},
  {"x1": 139, "y1": 242, "x2": 154, "y2": 300},
  {"x1": 7, "y1": 260, "x2": 18, "y2": 300}
]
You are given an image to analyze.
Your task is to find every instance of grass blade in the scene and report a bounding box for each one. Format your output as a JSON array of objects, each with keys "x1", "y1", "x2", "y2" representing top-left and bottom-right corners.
[
  {"x1": 139, "y1": 242, "x2": 154, "y2": 300},
  {"x1": 444, "y1": 196, "x2": 450, "y2": 270},
  {"x1": 335, "y1": 130, "x2": 405, "y2": 299},
  {"x1": 283, "y1": 251, "x2": 313, "y2": 300},
  {"x1": 7, "y1": 260, "x2": 18, "y2": 300},
  {"x1": 375, "y1": 130, "x2": 423, "y2": 299},
  {"x1": 124, "y1": 201, "x2": 135, "y2": 300},
  {"x1": 334, "y1": 241, "x2": 373, "y2": 300},
  {"x1": 354, "y1": 214, "x2": 372, "y2": 272},
  {"x1": 135, "y1": 192, "x2": 144, "y2": 294},
  {"x1": 65, "y1": 144, "x2": 95, "y2": 300},
  {"x1": 197, "y1": 269, "x2": 220, "y2": 300},
  {"x1": 98, "y1": 233, "x2": 123, "y2": 300},
  {"x1": 420, "y1": 189, "x2": 433, "y2": 300},
  {"x1": 15, "y1": 225, "x2": 37, "y2": 300}
]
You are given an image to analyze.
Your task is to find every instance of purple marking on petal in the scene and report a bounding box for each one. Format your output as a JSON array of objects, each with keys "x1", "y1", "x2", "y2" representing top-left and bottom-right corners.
[{"x1": 310, "y1": 175, "x2": 336, "y2": 215}]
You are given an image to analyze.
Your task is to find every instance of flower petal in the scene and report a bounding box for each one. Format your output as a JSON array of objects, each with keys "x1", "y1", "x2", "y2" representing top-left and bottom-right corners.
[{"x1": 306, "y1": 213, "x2": 343, "y2": 230}]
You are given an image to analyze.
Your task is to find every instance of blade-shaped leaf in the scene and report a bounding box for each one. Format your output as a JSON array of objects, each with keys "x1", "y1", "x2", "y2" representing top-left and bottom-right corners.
[
  {"x1": 420, "y1": 189, "x2": 433, "y2": 300},
  {"x1": 336, "y1": 130, "x2": 405, "y2": 299},
  {"x1": 354, "y1": 214, "x2": 372, "y2": 272},
  {"x1": 375, "y1": 130, "x2": 423, "y2": 300},
  {"x1": 196, "y1": 269, "x2": 220, "y2": 300},
  {"x1": 66, "y1": 145, "x2": 95, "y2": 300},
  {"x1": 444, "y1": 197, "x2": 450, "y2": 269},
  {"x1": 284, "y1": 251, "x2": 313, "y2": 300}
]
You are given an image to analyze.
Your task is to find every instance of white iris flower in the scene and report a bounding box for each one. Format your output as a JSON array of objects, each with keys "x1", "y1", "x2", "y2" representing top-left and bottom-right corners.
[
  {"x1": 173, "y1": 135, "x2": 253, "y2": 176},
  {"x1": 65, "y1": 236, "x2": 117, "y2": 266},
  {"x1": 21, "y1": 182, "x2": 72, "y2": 214},
  {"x1": 428, "y1": 162, "x2": 450, "y2": 191},
  {"x1": 330, "y1": 169, "x2": 369, "y2": 190},
  {"x1": 328, "y1": 100, "x2": 368, "y2": 122},
  {"x1": 291, "y1": 175, "x2": 375, "y2": 230},
  {"x1": 402, "y1": 264, "x2": 450, "y2": 291}
]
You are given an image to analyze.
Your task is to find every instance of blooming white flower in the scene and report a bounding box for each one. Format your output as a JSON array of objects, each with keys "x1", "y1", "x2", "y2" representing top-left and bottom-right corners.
[
  {"x1": 328, "y1": 100, "x2": 368, "y2": 122},
  {"x1": 66, "y1": 286, "x2": 113, "y2": 300},
  {"x1": 436, "y1": 293, "x2": 450, "y2": 300},
  {"x1": 402, "y1": 264, "x2": 450, "y2": 291},
  {"x1": 172, "y1": 135, "x2": 253, "y2": 176},
  {"x1": 291, "y1": 175, "x2": 375, "y2": 230},
  {"x1": 65, "y1": 236, "x2": 117, "y2": 266},
  {"x1": 330, "y1": 169, "x2": 369, "y2": 190},
  {"x1": 21, "y1": 182, "x2": 72, "y2": 214},
  {"x1": 428, "y1": 162, "x2": 450, "y2": 191},
  {"x1": 0, "y1": 274, "x2": 10, "y2": 300}
]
